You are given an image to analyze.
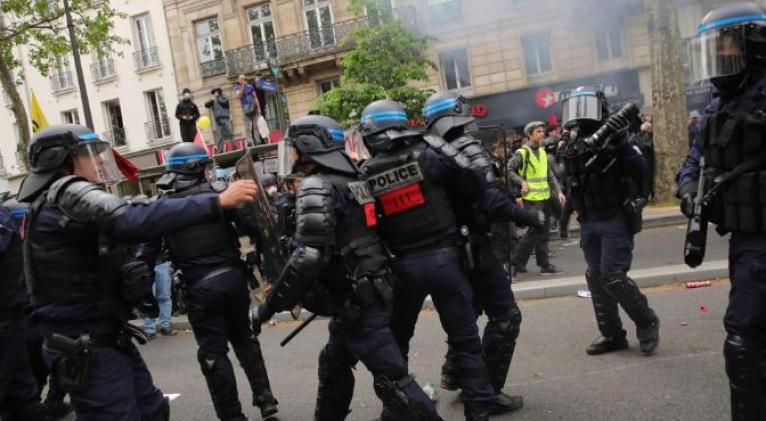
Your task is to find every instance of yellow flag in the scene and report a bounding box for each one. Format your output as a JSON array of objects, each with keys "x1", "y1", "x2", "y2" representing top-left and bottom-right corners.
[{"x1": 30, "y1": 90, "x2": 49, "y2": 133}]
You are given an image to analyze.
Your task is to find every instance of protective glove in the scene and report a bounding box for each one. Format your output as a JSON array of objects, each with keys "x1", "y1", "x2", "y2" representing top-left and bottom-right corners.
[
  {"x1": 680, "y1": 193, "x2": 696, "y2": 218},
  {"x1": 251, "y1": 303, "x2": 275, "y2": 336},
  {"x1": 517, "y1": 209, "x2": 545, "y2": 229},
  {"x1": 120, "y1": 261, "x2": 154, "y2": 303}
]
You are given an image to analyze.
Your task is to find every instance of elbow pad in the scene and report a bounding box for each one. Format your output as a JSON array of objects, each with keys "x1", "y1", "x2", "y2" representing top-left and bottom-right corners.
[
  {"x1": 48, "y1": 176, "x2": 128, "y2": 228},
  {"x1": 266, "y1": 246, "x2": 322, "y2": 312}
]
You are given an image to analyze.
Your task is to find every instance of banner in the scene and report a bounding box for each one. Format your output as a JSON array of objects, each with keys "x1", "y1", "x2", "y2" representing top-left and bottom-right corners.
[{"x1": 30, "y1": 90, "x2": 49, "y2": 133}]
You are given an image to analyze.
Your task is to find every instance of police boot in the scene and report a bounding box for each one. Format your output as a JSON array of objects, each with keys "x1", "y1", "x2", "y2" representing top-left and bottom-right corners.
[
  {"x1": 482, "y1": 305, "x2": 521, "y2": 393},
  {"x1": 724, "y1": 334, "x2": 766, "y2": 421},
  {"x1": 487, "y1": 392, "x2": 524, "y2": 415},
  {"x1": 197, "y1": 350, "x2": 247, "y2": 421},
  {"x1": 602, "y1": 274, "x2": 659, "y2": 355},
  {"x1": 636, "y1": 312, "x2": 660, "y2": 355},
  {"x1": 314, "y1": 344, "x2": 354, "y2": 421},
  {"x1": 440, "y1": 348, "x2": 460, "y2": 391},
  {"x1": 586, "y1": 274, "x2": 628, "y2": 355},
  {"x1": 233, "y1": 341, "x2": 278, "y2": 419},
  {"x1": 463, "y1": 402, "x2": 489, "y2": 421}
]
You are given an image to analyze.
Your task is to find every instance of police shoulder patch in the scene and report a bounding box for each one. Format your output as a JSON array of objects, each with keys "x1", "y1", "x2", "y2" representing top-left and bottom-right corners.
[{"x1": 348, "y1": 181, "x2": 374, "y2": 205}]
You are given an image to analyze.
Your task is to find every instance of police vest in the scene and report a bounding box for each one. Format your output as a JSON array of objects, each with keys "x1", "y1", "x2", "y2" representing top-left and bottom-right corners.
[
  {"x1": 702, "y1": 85, "x2": 766, "y2": 234},
  {"x1": 517, "y1": 146, "x2": 550, "y2": 201},
  {"x1": 363, "y1": 141, "x2": 458, "y2": 255},
  {"x1": 561, "y1": 134, "x2": 631, "y2": 213},
  {"x1": 163, "y1": 181, "x2": 239, "y2": 261},
  {"x1": 24, "y1": 194, "x2": 126, "y2": 316}
]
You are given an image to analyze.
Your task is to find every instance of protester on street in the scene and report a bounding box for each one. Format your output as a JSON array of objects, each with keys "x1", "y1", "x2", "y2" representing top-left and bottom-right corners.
[
  {"x1": 509, "y1": 121, "x2": 566, "y2": 276},
  {"x1": 143, "y1": 259, "x2": 176, "y2": 340},
  {"x1": 205, "y1": 87, "x2": 233, "y2": 152},
  {"x1": 175, "y1": 88, "x2": 200, "y2": 143},
  {"x1": 232, "y1": 75, "x2": 263, "y2": 147},
  {"x1": 637, "y1": 120, "x2": 656, "y2": 200}
]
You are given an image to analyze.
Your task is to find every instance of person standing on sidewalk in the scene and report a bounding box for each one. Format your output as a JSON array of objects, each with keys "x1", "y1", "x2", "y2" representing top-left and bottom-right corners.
[
  {"x1": 509, "y1": 121, "x2": 565, "y2": 276},
  {"x1": 232, "y1": 75, "x2": 263, "y2": 147},
  {"x1": 678, "y1": 4, "x2": 766, "y2": 418},
  {"x1": 143, "y1": 258, "x2": 176, "y2": 340},
  {"x1": 559, "y1": 86, "x2": 659, "y2": 357}
]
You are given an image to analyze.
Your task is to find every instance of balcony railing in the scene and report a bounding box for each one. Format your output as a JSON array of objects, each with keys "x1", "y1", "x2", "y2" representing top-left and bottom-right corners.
[
  {"x1": 50, "y1": 72, "x2": 74, "y2": 93},
  {"x1": 134, "y1": 47, "x2": 161, "y2": 71},
  {"x1": 91, "y1": 59, "x2": 116, "y2": 82},
  {"x1": 201, "y1": 58, "x2": 227, "y2": 78},
  {"x1": 226, "y1": 42, "x2": 275, "y2": 77},
  {"x1": 145, "y1": 119, "x2": 171, "y2": 142},
  {"x1": 103, "y1": 127, "x2": 127, "y2": 147}
]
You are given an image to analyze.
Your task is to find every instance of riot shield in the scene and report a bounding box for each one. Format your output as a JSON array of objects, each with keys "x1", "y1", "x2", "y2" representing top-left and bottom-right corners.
[{"x1": 235, "y1": 152, "x2": 288, "y2": 277}]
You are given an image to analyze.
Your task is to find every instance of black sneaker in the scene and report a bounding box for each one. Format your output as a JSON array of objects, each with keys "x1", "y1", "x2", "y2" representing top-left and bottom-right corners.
[
  {"x1": 586, "y1": 335, "x2": 629, "y2": 355},
  {"x1": 540, "y1": 265, "x2": 565, "y2": 275},
  {"x1": 487, "y1": 392, "x2": 524, "y2": 415},
  {"x1": 637, "y1": 316, "x2": 660, "y2": 355},
  {"x1": 159, "y1": 327, "x2": 177, "y2": 336}
]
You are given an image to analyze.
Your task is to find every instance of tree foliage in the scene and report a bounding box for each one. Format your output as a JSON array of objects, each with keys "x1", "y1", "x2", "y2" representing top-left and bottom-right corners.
[
  {"x1": 316, "y1": 0, "x2": 435, "y2": 126},
  {"x1": 0, "y1": 0, "x2": 124, "y2": 168}
]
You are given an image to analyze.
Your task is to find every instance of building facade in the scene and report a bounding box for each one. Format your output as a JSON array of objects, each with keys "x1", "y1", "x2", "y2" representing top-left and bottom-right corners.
[{"x1": 0, "y1": 0, "x2": 180, "y2": 193}]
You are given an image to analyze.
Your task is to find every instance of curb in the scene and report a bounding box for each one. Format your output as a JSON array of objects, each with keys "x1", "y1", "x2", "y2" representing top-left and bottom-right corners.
[{"x1": 162, "y1": 258, "x2": 728, "y2": 331}]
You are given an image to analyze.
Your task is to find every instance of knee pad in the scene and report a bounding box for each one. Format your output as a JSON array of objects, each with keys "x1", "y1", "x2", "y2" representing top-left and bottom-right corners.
[
  {"x1": 373, "y1": 374, "x2": 413, "y2": 416},
  {"x1": 486, "y1": 305, "x2": 522, "y2": 344},
  {"x1": 197, "y1": 350, "x2": 224, "y2": 375},
  {"x1": 724, "y1": 334, "x2": 765, "y2": 390}
]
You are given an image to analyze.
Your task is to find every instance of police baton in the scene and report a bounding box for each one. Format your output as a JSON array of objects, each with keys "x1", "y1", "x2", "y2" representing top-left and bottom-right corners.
[{"x1": 280, "y1": 313, "x2": 318, "y2": 347}]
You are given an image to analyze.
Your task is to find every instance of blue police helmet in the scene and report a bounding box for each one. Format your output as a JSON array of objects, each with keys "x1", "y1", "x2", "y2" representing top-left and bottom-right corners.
[
  {"x1": 166, "y1": 143, "x2": 211, "y2": 175},
  {"x1": 423, "y1": 91, "x2": 475, "y2": 137},
  {"x1": 286, "y1": 115, "x2": 357, "y2": 174},
  {"x1": 17, "y1": 124, "x2": 104, "y2": 202},
  {"x1": 360, "y1": 100, "x2": 409, "y2": 138}
]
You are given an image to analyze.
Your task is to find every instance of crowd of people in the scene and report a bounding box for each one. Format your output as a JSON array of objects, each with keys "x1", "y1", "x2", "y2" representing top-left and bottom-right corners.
[{"x1": 2, "y1": 3, "x2": 766, "y2": 421}]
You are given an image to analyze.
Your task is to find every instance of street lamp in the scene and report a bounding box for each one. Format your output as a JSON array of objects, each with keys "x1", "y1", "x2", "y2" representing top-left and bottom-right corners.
[{"x1": 63, "y1": 0, "x2": 93, "y2": 129}]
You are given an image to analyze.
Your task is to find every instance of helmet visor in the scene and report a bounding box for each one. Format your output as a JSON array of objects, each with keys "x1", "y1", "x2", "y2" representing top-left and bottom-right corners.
[
  {"x1": 277, "y1": 139, "x2": 296, "y2": 177},
  {"x1": 688, "y1": 26, "x2": 748, "y2": 83},
  {"x1": 72, "y1": 141, "x2": 123, "y2": 185},
  {"x1": 561, "y1": 92, "x2": 603, "y2": 126}
]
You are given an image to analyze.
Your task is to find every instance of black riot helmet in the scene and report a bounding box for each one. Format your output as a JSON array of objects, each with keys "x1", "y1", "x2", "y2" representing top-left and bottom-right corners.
[
  {"x1": 423, "y1": 91, "x2": 476, "y2": 137},
  {"x1": 689, "y1": 2, "x2": 766, "y2": 91},
  {"x1": 285, "y1": 115, "x2": 357, "y2": 174},
  {"x1": 560, "y1": 86, "x2": 609, "y2": 132},
  {"x1": 17, "y1": 124, "x2": 121, "y2": 202},
  {"x1": 166, "y1": 142, "x2": 211, "y2": 175},
  {"x1": 360, "y1": 100, "x2": 419, "y2": 153}
]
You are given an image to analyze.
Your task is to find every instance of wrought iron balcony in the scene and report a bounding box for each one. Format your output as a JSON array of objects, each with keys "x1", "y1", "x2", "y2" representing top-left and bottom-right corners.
[
  {"x1": 50, "y1": 71, "x2": 74, "y2": 93},
  {"x1": 201, "y1": 58, "x2": 227, "y2": 78},
  {"x1": 91, "y1": 59, "x2": 116, "y2": 82},
  {"x1": 145, "y1": 119, "x2": 172, "y2": 142},
  {"x1": 226, "y1": 42, "x2": 275, "y2": 78},
  {"x1": 134, "y1": 47, "x2": 161, "y2": 71},
  {"x1": 103, "y1": 127, "x2": 127, "y2": 147}
]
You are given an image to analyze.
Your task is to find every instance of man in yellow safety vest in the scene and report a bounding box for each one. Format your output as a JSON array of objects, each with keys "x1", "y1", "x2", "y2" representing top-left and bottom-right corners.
[{"x1": 508, "y1": 121, "x2": 566, "y2": 276}]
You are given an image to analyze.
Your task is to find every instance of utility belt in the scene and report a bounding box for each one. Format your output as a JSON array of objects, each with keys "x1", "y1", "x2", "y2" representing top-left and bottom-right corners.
[
  {"x1": 339, "y1": 270, "x2": 395, "y2": 328},
  {"x1": 44, "y1": 322, "x2": 147, "y2": 392},
  {"x1": 392, "y1": 240, "x2": 459, "y2": 260}
]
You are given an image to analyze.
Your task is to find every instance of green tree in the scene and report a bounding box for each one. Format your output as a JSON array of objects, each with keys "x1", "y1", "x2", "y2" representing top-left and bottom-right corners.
[
  {"x1": 0, "y1": 0, "x2": 124, "y2": 168},
  {"x1": 316, "y1": 0, "x2": 435, "y2": 126}
]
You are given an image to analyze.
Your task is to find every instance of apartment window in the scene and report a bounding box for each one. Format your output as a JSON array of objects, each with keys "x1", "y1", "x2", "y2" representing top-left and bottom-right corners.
[
  {"x1": 103, "y1": 99, "x2": 126, "y2": 147},
  {"x1": 317, "y1": 78, "x2": 340, "y2": 95},
  {"x1": 427, "y1": 0, "x2": 461, "y2": 23},
  {"x1": 50, "y1": 58, "x2": 74, "y2": 93},
  {"x1": 303, "y1": 0, "x2": 334, "y2": 48},
  {"x1": 196, "y1": 17, "x2": 225, "y2": 76},
  {"x1": 133, "y1": 13, "x2": 160, "y2": 69},
  {"x1": 595, "y1": 27, "x2": 624, "y2": 61},
  {"x1": 91, "y1": 45, "x2": 116, "y2": 82},
  {"x1": 62, "y1": 109, "x2": 80, "y2": 125},
  {"x1": 521, "y1": 32, "x2": 553, "y2": 75},
  {"x1": 439, "y1": 49, "x2": 471, "y2": 90},
  {"x1": 368, "y1": 0, "x2": 394, "y2": 24},
  {"x1": 247, "y1": 3, "x2": 277, "y2": 59},
  {"x1": 145, "y1": 89, "x2": 171, "y2": 141}
]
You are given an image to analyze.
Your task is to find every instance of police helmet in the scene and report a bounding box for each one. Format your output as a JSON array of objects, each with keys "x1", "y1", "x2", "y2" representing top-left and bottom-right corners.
[
  {"x1": 286, "y1": 115, "x2": 357, "y2": 174},
  {"x1": 423, "y1": 91, "x2": 475, "y2": 137},
  {"x1": 360, "y1": 100, "x2": 419, "y2": 153},
  {"x1": 166, "y1": 143, "x2": 211, "y2": 175},
  {"x1": 690, "y1": 2, "x2": 766, "y2": 87},
  {"x1": 17, "y1": 124, "x2": 120, "y2": 202},
  {"x1": 560, "y1": 86, "x2": 609, "y2": 129}
]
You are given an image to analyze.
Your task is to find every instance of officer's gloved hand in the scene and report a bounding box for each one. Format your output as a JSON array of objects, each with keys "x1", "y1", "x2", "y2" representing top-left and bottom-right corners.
[
  {"x1": 251, "y1": 303, "x2": 275, "y2": 336},
  {"x1": 678, "y1": 184, "x2": 698, "y2": 218},
  {"x1": 120, "y1": 261, "x2": 155, "y2": 303},
  {"x1": 517, "y1": 209, "x2": 545, "y2": 229}
]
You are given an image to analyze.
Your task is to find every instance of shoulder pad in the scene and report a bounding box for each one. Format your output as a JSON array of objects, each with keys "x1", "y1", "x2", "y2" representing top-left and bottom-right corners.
[
  {"x1": 423, "y1": 135, "x2": 471, "y2": 168},
  {"x1": 295, "y1": 175, "x2": 336, "y2": 248},
  {"x1": 48, "y1": 175, "x2": 128, "y2": 227}
]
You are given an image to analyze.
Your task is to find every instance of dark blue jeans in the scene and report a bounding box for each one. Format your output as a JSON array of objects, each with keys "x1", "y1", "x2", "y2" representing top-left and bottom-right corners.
[{"x1": 391, "y1": 247, "x2": 495, "y2": 403}]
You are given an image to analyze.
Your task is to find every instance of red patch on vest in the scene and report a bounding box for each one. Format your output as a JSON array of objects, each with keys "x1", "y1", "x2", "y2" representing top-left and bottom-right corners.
[
  {"x1": 364, "y1": 202, "x2": 377, "y2": 227},
  {"x1": 379, "y1": 184, "x2": 426, "y2": 216}
]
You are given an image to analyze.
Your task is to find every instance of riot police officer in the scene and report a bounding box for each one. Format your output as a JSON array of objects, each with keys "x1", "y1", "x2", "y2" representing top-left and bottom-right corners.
[
  {"x1": 0, "y1": 200, "x2": 45, "y2": 420},
  {"x1": 137, "y1": 142, "x2": 278, "y2": 421},
  {"x1": 16, "y1": 124, "x2": 258, "y2": 420},
  {"x1": 678, "y1": 3, "x2": 766, "y2": 419},
  {"x1": 421, "y1": 91, "x2": 544, "y2": 400},
  {"x1": 360, "y1": 100, "x2": 522, "y2": 421},
  {"x1": 558, "y1": 87, "x2": 660, "y2": 357},
  {"x1": 253, "y1": 115, "x2": 441, "y2": 420}
]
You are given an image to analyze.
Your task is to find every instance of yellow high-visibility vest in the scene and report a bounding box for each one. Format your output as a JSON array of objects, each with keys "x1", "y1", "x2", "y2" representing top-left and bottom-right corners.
[{"x1": 517, "y1": 145, "x2": 550, "y2": 202}]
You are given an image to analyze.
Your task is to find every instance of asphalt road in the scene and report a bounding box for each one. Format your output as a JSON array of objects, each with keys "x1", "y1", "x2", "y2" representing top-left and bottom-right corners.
[
  {"x1": 61, "y1": 281, "x2": 730, "y2": 421},
  {"x1": 511, "y1": 223, "x2": 729, "y2": 282}
]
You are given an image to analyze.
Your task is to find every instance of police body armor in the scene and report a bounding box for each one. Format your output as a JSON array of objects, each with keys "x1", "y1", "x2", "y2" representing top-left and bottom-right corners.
[
  {"x1": 24, "y1": 177, "x2": 128, "y2": 317},
  {"x1": 702, "y1": 83, "x2": 766, "y2": 234},
  {"x1": 561, "y1": 133, "x2": 632, "y2": 214},
  {"x1": 363, "y1": 140, "x2": 458, "y2": 255},
  {"x1": 163, "y1": 181, "x2": 240, "y2": 261},
  {"x1": 450, "y1": 135, "x2": 496, "y2": 184}
]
